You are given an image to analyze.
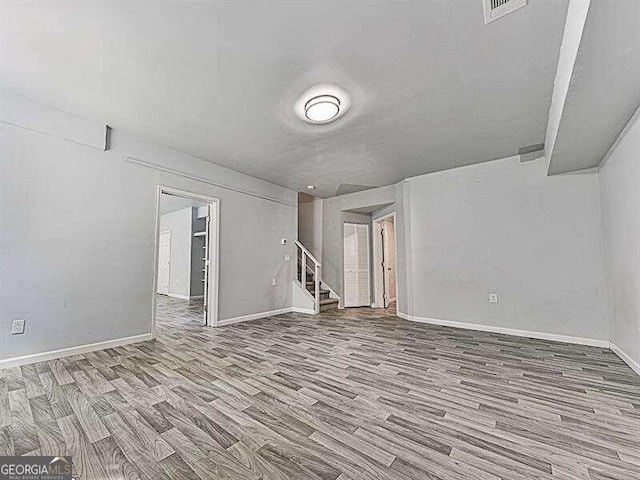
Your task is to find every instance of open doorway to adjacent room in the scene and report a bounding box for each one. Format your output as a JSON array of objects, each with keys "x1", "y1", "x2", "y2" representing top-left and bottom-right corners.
[
  {"x1": 373, "y1": 213, "x2": 397, "y2": 311},
  {"x1": 152, "y1": 186, "x2": 219, "y2": 333}
]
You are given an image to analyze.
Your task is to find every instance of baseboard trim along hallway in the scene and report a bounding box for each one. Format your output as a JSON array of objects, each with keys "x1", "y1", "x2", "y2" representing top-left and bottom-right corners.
[
  {"x1": 397, "y1": 311, "x2": 611, "y2": 348},
  {"x1": 217, "y1": 307, "x2": 293, "y2": 327},
  {"x1": 5, "y1": 309, "x2": 637, "y2": 380},
  {"x1": 0, "y1": 333, "x2": 153, "y2": 369},
  {"x1": 610, "y1": 342, "x2": 640, "y2": 376},
  {"x1": 291, "y1": 307, "x2": 317, "y2": 315}
]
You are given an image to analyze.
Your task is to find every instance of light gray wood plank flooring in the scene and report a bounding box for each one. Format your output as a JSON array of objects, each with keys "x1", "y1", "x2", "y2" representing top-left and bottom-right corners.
[{"x1": 2, "y1": 296, "x2": 639, "y2": 479}]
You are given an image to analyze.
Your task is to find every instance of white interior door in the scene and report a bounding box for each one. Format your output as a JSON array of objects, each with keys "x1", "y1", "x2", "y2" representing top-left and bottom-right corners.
[
  {"x1": 382, "y1": 224, "x2": 390, "y2": 308},
  {"x1": 157, "y1": 231, "x2": 171, "y2": 295},
  {"x1": 343, "y1": 223, "x2": 370, "y2": 307},
  {"x1": 202, "y1": 204, "x2": 212, "y2": 325}
]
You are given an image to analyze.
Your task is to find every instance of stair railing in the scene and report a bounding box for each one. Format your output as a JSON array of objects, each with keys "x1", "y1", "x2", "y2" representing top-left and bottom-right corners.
[{"x1": 295, "y1": 240, "x2": 321, "y2": 313}]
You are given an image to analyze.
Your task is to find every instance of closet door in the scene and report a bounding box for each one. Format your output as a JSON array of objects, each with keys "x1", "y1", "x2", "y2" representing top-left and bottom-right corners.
[{"x1": 343, "y1": 223, "x2": 371, "y2": 307}]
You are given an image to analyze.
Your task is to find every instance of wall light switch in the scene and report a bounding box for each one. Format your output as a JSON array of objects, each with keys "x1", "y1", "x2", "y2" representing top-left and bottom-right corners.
[
  {"x1": 284, "y1": 254, "x2": 291, "y2": 262},
  {"x1": 489, "y1": 293, "x2": 499, "y2": 304},
  {"x1": 272, "y1": 278, "x2": 277, "y2": 286},
  {"x1": 281, "y1": 239, "x2": 287, "y2": 245},
  {"x1": 11, "y1": 319, "x2": 25, "y2": 335}
]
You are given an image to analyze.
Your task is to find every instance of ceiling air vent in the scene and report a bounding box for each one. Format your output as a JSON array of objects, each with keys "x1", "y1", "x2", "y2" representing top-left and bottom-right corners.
[{"x1": 483, "y1": 0, "x2": 527, "y2": 24}]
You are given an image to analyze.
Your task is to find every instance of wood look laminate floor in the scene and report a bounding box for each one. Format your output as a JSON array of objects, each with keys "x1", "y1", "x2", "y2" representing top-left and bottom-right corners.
[{"x1": 2, "y1": 298, "x2": 640, "y2": 480}]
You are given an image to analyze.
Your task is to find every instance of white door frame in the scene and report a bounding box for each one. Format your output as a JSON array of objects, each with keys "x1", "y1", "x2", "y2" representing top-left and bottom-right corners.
[
  {"x1": 151, "y1": 186, "x2": 220, "y2": 337},
  {"x1": 157, "y1": 230, "x2": 171, "y2": 295},
  {"x1": 373, "y1": 212, "x2": 397, "y2": 310}
]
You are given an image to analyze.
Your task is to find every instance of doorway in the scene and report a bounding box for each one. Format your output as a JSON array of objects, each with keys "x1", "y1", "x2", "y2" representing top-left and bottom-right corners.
[
  {"x1": 373, "y1": 213, "x2": 397, "y2": 310},
  {"x1": 152, "y1": 186, "x2": 219, "y2": 335}
]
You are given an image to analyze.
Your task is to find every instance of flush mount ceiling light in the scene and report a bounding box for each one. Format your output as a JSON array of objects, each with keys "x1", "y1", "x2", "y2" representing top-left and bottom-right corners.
[
  {"x1": 294, "y1": 84, "x2": 350, "y2": 125},
  {"x1": 305, "y1": 95, "x2": 340, "y2": 123}
]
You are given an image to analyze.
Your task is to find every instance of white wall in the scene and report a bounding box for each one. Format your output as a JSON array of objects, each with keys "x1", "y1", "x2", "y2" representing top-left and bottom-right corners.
[
  {"x1": 297, "y1": 192, "x2": 323, "y2": 260},
  {"x1": 599, "y1": 108, "x2": 640, "y2": 369},
  {"x1": 0, "y1": 94, "x2": 296, "y2": 361},
  {"x1": 544, "y1": 0, "x2": 591, "y2": 171},
  {"x1": 322, "y1": 186, "x2": 397, "y2": 303},
  {"x1": 159, "y1": 207, "x2": 193, "y2": 298},
  {"x1": 320, "y1": 157, "x2": 609, "y2": 343},
  {"x1": 404, "y1": 156, "x2": 609, "y2": 341}
]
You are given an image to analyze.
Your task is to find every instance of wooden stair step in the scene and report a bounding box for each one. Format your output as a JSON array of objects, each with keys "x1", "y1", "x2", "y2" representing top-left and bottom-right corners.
[
  {"x1": 306, "y1": 288, "x2": 329, "y2": 295},
  {"x1": 319, "y1": 298, "x2": 339, "y2": 306},
  {"x1": 319, "y1": 297, "x2": 339, "y2": 312}
]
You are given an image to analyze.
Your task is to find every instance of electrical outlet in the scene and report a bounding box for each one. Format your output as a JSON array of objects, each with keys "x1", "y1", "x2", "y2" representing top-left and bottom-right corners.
[
  {"x1": 272, "y1": 278, "x2": 277, "y2": 286},
  {"x1": 11, "y1": 319, "x2": 25, "y2": 335},
  {"x1": 284, "y1": 254, "x2": 291, "y2": 262},
  {"x1": 489, "y1": 293, "x2": 499, "y2": 304}
]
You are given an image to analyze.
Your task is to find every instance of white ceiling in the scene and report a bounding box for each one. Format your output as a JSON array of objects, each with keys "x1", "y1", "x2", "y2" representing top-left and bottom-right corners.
[
  {"x1": 547, "y1": 1, "x2": 640, "y2": 175},
  {"x1": 1, "y1": 1, "x2": 569, "y2": 197}
]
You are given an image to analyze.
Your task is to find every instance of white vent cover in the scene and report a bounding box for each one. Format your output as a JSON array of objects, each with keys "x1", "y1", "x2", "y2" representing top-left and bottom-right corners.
[{"x1": 483, "y1": 0, "x2": 527, "y2": 24}]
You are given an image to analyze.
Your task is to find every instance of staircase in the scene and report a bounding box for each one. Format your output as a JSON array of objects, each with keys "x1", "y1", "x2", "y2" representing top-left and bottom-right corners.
[
  {"x1": 296, "y1": 241, "x2": 339, "y2": 313},
  {"x1": 300, "y1": 268, "x2": 339, "y2": 312}
]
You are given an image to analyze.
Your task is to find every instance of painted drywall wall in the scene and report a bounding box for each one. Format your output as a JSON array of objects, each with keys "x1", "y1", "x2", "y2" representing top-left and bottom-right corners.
[
  {"x1": 547, "y1": 1, "x2": 640, "y2": 175},
  {"x1": 159, "y1": 207, "x2": 193, "y2": 298},
  {"x1": 342, "y1": 211, "x2": 371, "y2": 226},
  {"x1": 0, "y1": 94, "x2": 296, "y2": 361},
  {"x1": 322, "y1": 185, "x2": 399, "y2": 304},
  {"x1": 0, "y1": 90, "x2": 106, "y2": 150},
  {"x1": 545, "y1": 0, "x2": 590, "y2": 171},
  {"x1": 372, "y1": 203, "x2": 396, "y2": 221},
  {"x1": 599, "y1": 108, "x2": 640, "y2": 368},
  {"x1": 297, "y1": 192, "x2": 323, "y2": 261},
  {"x1": 405, "y1": 156, "x2": 609, "y2": 341},
  {"x1": 318, "y1": 157, "x2": 609, "y2": 345}
]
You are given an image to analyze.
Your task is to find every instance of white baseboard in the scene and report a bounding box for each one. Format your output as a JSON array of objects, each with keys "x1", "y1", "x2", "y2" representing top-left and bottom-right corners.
[
  {"x1": 167, "y1": 293, "x2": 190, "y2": 300},
  {"x1": 610, "y1": 343, "x2": 640, "y2": 376},
  {"x1": 397, "y1": 311, "x2": 610, "y2": 348},
  {"x1": 372, "y1": 302, "x2": 397, "y2": 309},
  {"x1": 217, "y1": 308, "x2": 292, "y2": 327},
  {"x1": 189, "y1": 295, "x2": 204, "y2": 300},
  {"x1": 291, "y1": 307, "x2": 316, "y2": 315},
  {"x1": 5, "y1": 310, "x2": 628, "y2": 375},
  {"x1": 0, "y1": 333, "x2": 153, "y2": 369}
]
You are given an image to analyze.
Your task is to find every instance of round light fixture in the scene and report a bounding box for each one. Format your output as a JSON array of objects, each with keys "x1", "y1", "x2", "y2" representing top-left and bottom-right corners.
[
  {"x1": 294, "y1": 84, "x2": 350, "y2": 125},
  {"x1": 305, "y1": 95, "x2": 340, "y2": 123}
]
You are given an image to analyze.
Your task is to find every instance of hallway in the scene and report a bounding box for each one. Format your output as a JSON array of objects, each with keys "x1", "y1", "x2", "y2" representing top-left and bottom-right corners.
[{"x1": 156, "y1": 295, "x2": 205, "y2": 329}]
